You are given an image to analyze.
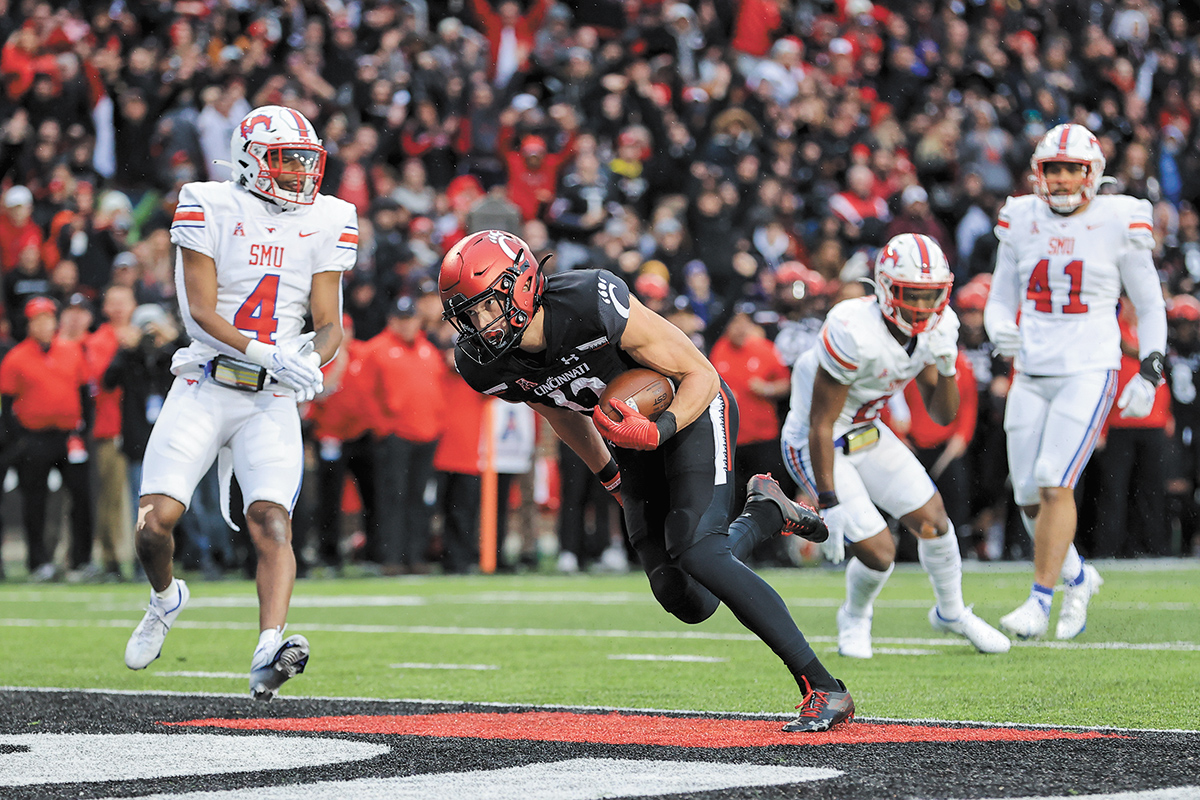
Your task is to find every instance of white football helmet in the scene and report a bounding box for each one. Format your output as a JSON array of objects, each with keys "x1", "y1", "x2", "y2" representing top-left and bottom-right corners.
[
  {"x1": 1031, "y1": 123, "x2": 1105, "y2": 214},
  {"x1": 873, "y1": 233, "x2": 953, "y2": 336},
  {"x1": 230, "y1": 105, "x2": 326, "y2": 210}
]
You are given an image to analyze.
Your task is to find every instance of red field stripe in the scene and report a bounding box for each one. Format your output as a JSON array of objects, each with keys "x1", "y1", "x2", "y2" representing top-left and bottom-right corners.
[{"x1": 165, "y1": 712, "x2": 1125, "y2": 747}]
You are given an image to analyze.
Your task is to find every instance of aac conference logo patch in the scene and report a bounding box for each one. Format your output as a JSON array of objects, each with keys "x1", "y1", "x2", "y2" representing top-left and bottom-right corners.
[{"x1": 1, "y1": 689, "x2": 1198, "y2": 800}]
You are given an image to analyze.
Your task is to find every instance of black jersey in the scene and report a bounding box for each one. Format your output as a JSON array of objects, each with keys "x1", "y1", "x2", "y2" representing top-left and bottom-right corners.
[{"x1": 456, "y1": 269, "x2": 640, "y2": 411}]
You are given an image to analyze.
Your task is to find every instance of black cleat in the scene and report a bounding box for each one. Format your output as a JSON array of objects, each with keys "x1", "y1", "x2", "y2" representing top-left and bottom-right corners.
[
  {"x1": 746, "y1": 474, "x2": 828, "y2": 543},
  {"x1": 782, "y1": 678, "x2": 855, "y2": 732}
]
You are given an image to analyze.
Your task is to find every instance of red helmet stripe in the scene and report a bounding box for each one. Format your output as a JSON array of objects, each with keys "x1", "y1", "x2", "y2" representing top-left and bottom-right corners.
[
  {"x1": 1057, "y1": 125, "x2": 1072, "y2": 156},
  {"x1": 288, "y1": 109, "x2": 309, "y2": 138},
  {"x1": 914, "y1": 236, "x2": 931, "y2": 274}
]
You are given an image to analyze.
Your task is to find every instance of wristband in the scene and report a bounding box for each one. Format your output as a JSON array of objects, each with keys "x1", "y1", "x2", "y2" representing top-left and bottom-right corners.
[
  {"x1": 654, "y1": 411, "x2": 678, "y2": 443},
  {"x1": 596, "y1": 457, "x2": 621, "y2": 493},
  {"x1": 817, "y1": 491, "x2": 839, "y2": 509},
  {"x1": 244, "y1": 339, "x2": 273, "y2": 369}
]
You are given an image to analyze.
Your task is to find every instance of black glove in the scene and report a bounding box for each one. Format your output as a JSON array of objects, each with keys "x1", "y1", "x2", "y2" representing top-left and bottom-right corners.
[{"x1": 1140, "y1": 352, "x2": 1166, "y2": 386}]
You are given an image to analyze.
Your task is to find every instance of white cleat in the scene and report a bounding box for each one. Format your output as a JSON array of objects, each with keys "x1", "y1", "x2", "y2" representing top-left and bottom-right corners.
[
  {"x1": 836, "y1": 605, "x2": 873, "y2": 659},
  {"x1": 999, "y1": 596, "x2": 1050, "y2": 640},
  {"x1": 125, "y1": 579, "x2": 190, "y2": 670},
  {"x1": 929, "y1": 606, "x2": 1011, "y2": 654},
  {"x1": 1056, "y1": 564, "x2": 1103, "y2": 640},
  {"x1": 250, "y1": 634, "x2": 310, "y2": 701}
]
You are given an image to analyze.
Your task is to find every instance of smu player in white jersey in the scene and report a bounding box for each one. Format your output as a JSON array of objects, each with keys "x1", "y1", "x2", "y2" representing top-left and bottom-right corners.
[
  {"x1": 985, "y1": 123, "x2": 1166, "y2": 640},
  {"x1": 781, "y1": 234, "x2": 1010, "y2": 658},
  {"x1": 125, "y1": 106, "x2": 356, "y2": 699}
]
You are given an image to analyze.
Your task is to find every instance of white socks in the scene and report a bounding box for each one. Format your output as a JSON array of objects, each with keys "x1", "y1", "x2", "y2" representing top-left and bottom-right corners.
[
  {"x1": 919, "y1": 533, "x2": 965, "y2": 621},
  {"x1": 1059, "y1": 545, "x2": 1084, "y2": 585},
  {"x1": 255, "y1": 627, "x2": 283, "y2": 662},
  {"x1": 153, "y1": 579, "x2": 179, "y2": 605},
  {"x1": 844, "y1": 558, "x2": 893, "y2": 619}
]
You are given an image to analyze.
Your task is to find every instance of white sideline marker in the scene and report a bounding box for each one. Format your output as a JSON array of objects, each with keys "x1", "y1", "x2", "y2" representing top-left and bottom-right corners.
[
  {"x1": 390, "y1": 662, "x2": 499, "y2": 671},
  {"x1": 608, "y1": 654, "x2": 729, "y2": 663}
]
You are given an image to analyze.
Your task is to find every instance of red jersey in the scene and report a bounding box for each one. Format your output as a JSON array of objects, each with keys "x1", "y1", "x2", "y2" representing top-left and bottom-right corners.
[
  {"x1": 364, "y1": 329, "x2": 445, "y2": 443},
  {"x1": 85, "y1": 324, "x2": 122, "y2": 439},
  {"x1": 710, "y1": 334, "x2": 790, "y2": 445},
  {"x1": 0, "y1": 216, "x2": 43, "y2": 273},
  {"x1": 434, "y1": 369, "x2": 487, "y2": 475},
  {"x1": 310, "y1": 338, "x2": 376, "y2": 441},
  {"x1": 1107, "y1": 313, "x2": 1170, "y2": 431},
  {"x1": 0, "y1": 336, "x2": 88, "y2": 431},
  {"x1": 901, "y1": 351, "x2": 978, "y2": 449}
]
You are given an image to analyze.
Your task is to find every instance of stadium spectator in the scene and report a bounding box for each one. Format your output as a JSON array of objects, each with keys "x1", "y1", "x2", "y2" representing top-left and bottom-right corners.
[
  {"x1": 433, "y1": 346, "x2": 487, "y2": 574},
  {"x1": 366, "y1": 295, "x2": 445, "y2": 575},
  {"x1": 467, "y1": 0, "x2": 555, "y2": 89},
  {"x1": 1087, "y1": 305, "x2": 1172, "y2": 558},
  {"x1": 85, "y1": 285, "x2": 138, "y2": 581},
  {"x1": 309, "y1": 315, "x2": 379, "y2": 573},
  {"x1": 1, "y1": 185, "x2": 42, "y2": 273},
  {"x1": 0, "y1": 296, "x2": 94, "y2": 583}
]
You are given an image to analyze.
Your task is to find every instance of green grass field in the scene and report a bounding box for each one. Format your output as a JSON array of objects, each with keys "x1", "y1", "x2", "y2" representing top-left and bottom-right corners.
[{"x1": 2, "y1": 562, "x2": 1197, "y2": 730}]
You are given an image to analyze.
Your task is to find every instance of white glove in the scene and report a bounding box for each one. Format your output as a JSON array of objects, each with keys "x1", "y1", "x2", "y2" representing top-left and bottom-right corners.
[
  {"x1": 989, "y1": 322, "x2": 1021, "y2": 358},
  {"x1": 246, "y1": 333, "x2": 324, "y2": 401},
  {"x1": 925, "y1": 324, "x2": 959, "y2": 376},
  {"x1": 820, "y1": 504, "x2": 852, "y2": 565},
  {"x1": 1172, "y1": 362, "x2": 1196, "y2": 405},
  {"x1": 1116, "y1": 373, "x2": 1157, "y2": 419}
]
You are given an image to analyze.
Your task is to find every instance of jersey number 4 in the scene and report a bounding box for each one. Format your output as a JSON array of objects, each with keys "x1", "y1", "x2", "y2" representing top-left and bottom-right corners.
[
  {"x1": 234, "y1": 275, "x2": 280, "y2": 343},
  {"x1": 1026, "y1": 259, "x2": 1088, "y2": 314}
]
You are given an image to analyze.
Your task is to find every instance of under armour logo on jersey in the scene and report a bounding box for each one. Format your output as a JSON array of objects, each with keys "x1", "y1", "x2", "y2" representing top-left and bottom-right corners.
[
  {"x1": 561, "y1": 354, "x2": 580, "y2": 365},
  {"x1": 233, "y1": 223, "x2": 245, "y2": 237}
]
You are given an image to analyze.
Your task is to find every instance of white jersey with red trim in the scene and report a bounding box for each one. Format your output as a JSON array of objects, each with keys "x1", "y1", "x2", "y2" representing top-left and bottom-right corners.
[
  {"x1": 168, "y1": 181, "x2": 357, "y2": 374},
  {"x1": 781, "y1": 296, "x2": 957, "y2": 444},
  {"x1": 989, "y1": 193, "x2": 1156, "y2": 376}
]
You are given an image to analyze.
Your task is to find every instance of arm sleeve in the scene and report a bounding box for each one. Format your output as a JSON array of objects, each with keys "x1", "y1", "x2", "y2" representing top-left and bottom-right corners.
[
  {"x1": 814, "y1": 318, "x2": 861, "y2": 385},
  {"x1": 983, "y1": 239, "x2": 1021, "y2": 340},
  {"x1": 169, "y1": 183, "x2": 216, "y2": 258},
  {"x1": 1119, "y1": 199, "x2": 1167, "y2": 358},
  {"x1": 315, "y1": 201, "x2": 358, "y2": 274}
]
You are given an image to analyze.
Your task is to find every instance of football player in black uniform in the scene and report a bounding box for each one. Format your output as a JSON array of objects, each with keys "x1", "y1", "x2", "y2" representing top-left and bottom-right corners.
[{"x1": 440, "y1": 230, "x2": 854, "y2": 732}]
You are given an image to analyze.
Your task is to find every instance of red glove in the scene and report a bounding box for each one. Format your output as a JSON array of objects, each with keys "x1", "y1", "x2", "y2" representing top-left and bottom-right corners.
[{"x1": 593, "y1": 399, "x2": 661, "y2": 451}]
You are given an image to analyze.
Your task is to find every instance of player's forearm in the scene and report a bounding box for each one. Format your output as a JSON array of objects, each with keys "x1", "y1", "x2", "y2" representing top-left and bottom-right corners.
[
  {"x1": 927, "y1": 376, "x2": 960, "y2": 426},
  {"x1": 189, "y1": 304, "x2": 255, "y2": 356},
  {"x1": 311, "y1": 320, "x2": 343, "y2": 367},
  {"x1": 808, "y1": 424, "x2": 837, "y2": 496},
  {"x1": 662, "y1": 367, "x2": 719, "y2": 431},
  {"x1": 539, "y1": 406, "x2": 612, "y2": 472}
]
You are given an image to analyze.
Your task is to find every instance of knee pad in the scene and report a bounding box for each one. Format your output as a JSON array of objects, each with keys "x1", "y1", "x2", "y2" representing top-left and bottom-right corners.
[{"x1": 648, "y1": 564, "x2": 719, "y2": 624}]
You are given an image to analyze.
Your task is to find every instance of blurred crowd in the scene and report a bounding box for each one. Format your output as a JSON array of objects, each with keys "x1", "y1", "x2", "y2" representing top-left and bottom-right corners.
[{"x1": 2, "y1": 0, "x2": 1200, "y2": 582}]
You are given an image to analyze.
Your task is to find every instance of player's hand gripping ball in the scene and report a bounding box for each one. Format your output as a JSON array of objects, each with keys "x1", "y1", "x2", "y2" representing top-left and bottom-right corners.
[
  {"x1": 597, "y1": 368, "x2": 675, "y2": 422},
  {"x1": 593, "y1": 369, "x2": 675, "y2": 451}
]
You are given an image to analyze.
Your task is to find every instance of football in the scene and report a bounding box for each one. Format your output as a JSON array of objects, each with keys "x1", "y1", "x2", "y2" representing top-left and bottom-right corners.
[{"x1": 598, "y1": 368, "x2": 675, "y2": 422}]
